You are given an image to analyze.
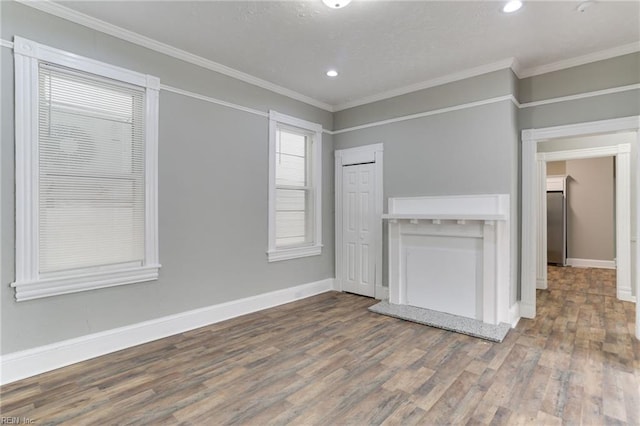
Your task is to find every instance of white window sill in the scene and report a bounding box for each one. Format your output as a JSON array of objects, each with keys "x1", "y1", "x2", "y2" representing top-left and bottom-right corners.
[
  {"x1": 267, "y1": 245, "x2": 323, "y2": 262},
  {"x1": 11, "y1": 265, "x2": 161, "y2": 301}
]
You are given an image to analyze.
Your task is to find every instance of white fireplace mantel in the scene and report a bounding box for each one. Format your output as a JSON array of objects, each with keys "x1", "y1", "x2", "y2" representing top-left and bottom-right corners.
[
  {"x1": 382, "y1": 194, "x2": 509, "y2": 221},
  {"x1": 383, "y1": 194, "x2": 510, "y2": 326}
]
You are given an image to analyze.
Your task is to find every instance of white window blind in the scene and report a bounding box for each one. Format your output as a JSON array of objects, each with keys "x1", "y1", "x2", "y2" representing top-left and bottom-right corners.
[
  {"x1": 275, "y1": 127, "x2": 313, "y2": 248},
  {"x1": 13, "y1": 37, "x2": 160, "y2": 301},
  {"x1": 38, "y1": 63, "x2": 146, "y2": 274}
]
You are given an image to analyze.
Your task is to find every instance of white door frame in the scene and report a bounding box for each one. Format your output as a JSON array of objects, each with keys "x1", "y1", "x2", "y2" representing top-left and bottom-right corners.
[
  {"x1": 538, "y1": 146, "x2": 631, "y2": 293},
  {"x1": 335, "y1": 143, "x2": 384, "y2": 299},
  {"x1": 521, "y1": 116, "x2": 640, "y2": 338}
]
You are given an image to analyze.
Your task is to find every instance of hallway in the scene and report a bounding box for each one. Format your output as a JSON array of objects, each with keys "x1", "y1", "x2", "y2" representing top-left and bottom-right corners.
[{"x1": 517, "y1": 265, "x2": 638, "y2": 423}]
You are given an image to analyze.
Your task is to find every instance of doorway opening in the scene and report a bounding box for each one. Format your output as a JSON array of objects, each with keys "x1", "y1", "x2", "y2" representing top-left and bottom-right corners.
[
  {"x1": 521, "y1": 116, "x2": 639, "y2": 339},
  {"x1": 544, "y1": 155, "x2": 616, "y2": 277}
]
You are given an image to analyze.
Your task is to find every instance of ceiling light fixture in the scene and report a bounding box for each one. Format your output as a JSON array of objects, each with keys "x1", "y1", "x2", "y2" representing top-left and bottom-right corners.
[
  {"x1": 322, "y1": 0, "x2": 351, "y2": 9},
  {"x1": 326, "y1": 70, "x2": 338, "y2": 77},
  {"x1": 502, "y1": 0, "x2": 523, "y2": 13}
]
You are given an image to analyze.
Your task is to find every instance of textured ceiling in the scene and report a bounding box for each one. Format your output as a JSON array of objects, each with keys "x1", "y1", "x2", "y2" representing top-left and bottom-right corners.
[{"x1": 57, "y1": 1, "x2": 640, "y2": 110}]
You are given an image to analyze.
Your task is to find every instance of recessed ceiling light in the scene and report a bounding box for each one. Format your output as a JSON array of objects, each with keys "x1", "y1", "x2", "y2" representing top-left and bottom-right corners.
[
  {"x1": 502, "y1": 0, "x2": 523, "y2": 13},
  {"x1": 322, "y1": 0, "x2": 351, "y2": 9},
  {"x1": 326, "y1": 70, "x2": 338, "y2": 77}
]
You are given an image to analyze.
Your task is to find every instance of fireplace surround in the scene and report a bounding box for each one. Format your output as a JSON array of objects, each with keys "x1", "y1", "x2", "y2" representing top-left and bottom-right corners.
[{"x1": 382, "y1": 194, "x2": 510, "y2": 325}]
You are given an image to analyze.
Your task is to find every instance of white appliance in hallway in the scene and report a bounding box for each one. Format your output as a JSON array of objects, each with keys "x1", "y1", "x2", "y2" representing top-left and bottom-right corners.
[{"x1": 546, "y1": 176, "x2": 567, "y2": 266}]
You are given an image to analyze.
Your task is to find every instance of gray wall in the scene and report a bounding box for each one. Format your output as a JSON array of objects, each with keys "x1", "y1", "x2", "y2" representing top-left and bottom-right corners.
[
  {"x1": 545, "y1": 158, "x2": 615, "y2": 262},
  {"x1": 565, "y1": 157, "x2": 615, "y2": 261},
  {"x1": 518, "y1": 53, "x2": 640, "y2": 104},
  {"x1": 2, "y1": 1, "x2": 639, "y2": 355},
  {"x1": 518, "y1": 53, "x2": 640, "y2": 130},
  {"x1": 334, "y1": 69, "x2": 515, "y2": 131},
  {"x1": 334, "y1": 73, "x2": 521, "y2": 306},
  {"x1": 333, "y1": 54, "x2": 639, "y2": 311},
  {"x1": 335, "y1": 102, "x2": 515, "y2": 196},
  {"x1": 1, "y1": 2, "x2": 334, "y2": 354}
]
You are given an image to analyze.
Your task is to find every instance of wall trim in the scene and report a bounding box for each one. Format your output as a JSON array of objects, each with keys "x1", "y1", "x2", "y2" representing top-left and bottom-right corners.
[
  {"x1": 161, "y1": 85, "x2": 339, "y2": 135},
  {"x1": 161, "y1": 84, "x2": 268, "y2": 118},
  {"x1": 566, "y1": 258, "x2": 617, "y2": 269},
  {"x1": 332, "y1": 41, "x2": 639, "y2": 110},
  {"x1": 376, "y1": 285, "x2": 389, "y2": 301},
  {"x1": 618, "y1": 288, "x2": 637, "y2": 303},
  {"x1": 3, "y1": 38, "x2": 637, "y2": 137},
  {"x1": 332, "y1": 84, "x2": 638, "y2": 134},
  {"x1": 2, "y1": 40, "x2": 334, "y2": 134},
  {"x1": 0, "y1": 278, "x2": 335, "y2": 385},
  {"x1": 520, "y1": 301, "x2": 535, "y2": 319},
  {"x1": 8, "y1": 0, "x2": 639, "y2": 114},
  {"x1": 523, "y1": 116, "x2": 640, "y2": 142},
  {"x1": 517, "y1": 41, "x2": 640, "y2": 79},
  {"x1": 536, "y1": 277, "x2": 547, "y2": 290},
  {"x1": 333, "y1": 95, "x2": 518, "y2": 134},
  {"x1": 519, "y1": 83, "x2": 640, "y2": 108},
  {"x1": 14, "y1": 0, "x2": 334, "y2": 112},
  {"x1": 509, "y1": 302, "x2": 520, "y2": 328}
]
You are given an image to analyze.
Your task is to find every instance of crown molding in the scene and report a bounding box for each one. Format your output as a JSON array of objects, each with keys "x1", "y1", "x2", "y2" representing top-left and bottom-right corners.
[
  {"x1": 509, "y1": 57, "x2": 523, "y2": 79},
  {"x1": 334, "y1": 41, "x2": 638, "y2": 111},
  {"x1": 517, "y1": 41, "x2": 640, "y2": 79},
  {"x1": 15, "y1": 0, "x2": 334, "y2": 112},
  {"x1": 333, "y1": 58, "x2": 517, "y2": 112},
  {"x1": 11, "y1": 1, "x2": 640, "y2": 113}
]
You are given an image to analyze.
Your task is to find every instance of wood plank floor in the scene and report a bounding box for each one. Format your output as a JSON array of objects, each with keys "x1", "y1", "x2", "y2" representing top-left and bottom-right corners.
[{"x1": 1, "y1": 266, "x2": 638, "y2": 425}]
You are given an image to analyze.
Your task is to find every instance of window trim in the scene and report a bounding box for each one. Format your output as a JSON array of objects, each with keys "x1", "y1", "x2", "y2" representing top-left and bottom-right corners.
[
  {"x1": 12, "y1": 36, "x2": 161, "y2": 301},
  {"x1": 267, "y1": 110, "x2": 323, "y2": 262}
]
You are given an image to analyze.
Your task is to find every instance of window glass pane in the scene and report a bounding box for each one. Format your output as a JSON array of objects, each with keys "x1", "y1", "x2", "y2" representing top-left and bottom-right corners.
[
  {"x1": 38, "y1": 63, "x2": 145, "y2": 273},
  {"x1": 275, "y1": 129, "x2": 307, "y2": 186},
  {"x1": 275, "y1": 188, "x2": 311, "y2": 247}
]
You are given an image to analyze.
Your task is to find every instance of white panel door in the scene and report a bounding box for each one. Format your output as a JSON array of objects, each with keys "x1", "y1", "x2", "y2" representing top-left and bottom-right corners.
[{"x1": 342, "y1": 163, "x2": 375, "y2": 297}]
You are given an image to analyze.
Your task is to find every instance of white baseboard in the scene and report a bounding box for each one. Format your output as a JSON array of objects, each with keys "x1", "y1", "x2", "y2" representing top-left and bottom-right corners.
[
  {"x1": 617, "y1": 288, "x2": 636, "y2": 303},
  {"x1": 536, "y1": 278, "x2": 547, "y2": 290},
  {"x1": 375, "y1": 285, "x2": 389, "y2": 300},
  {"x1": 520, "y1": 301, "x2": 535, "y2": 319},
  {"x1": 509, "y1": 302, "x2": 521, "y2": 328},
  {"x1": 566, "y1": 258, "x2": 616, "y2": 269},
  {"x1": 0, "y1": 278, "x2": 335, "y2": 385}
]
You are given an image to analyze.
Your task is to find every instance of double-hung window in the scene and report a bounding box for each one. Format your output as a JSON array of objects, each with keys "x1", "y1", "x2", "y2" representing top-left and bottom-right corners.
[
  {"x1": 12, "y1": 37, "x2": 160, "y2": 301},
  {"x1": 267, "y1": 111, "x2": 322, "y2": 261}
]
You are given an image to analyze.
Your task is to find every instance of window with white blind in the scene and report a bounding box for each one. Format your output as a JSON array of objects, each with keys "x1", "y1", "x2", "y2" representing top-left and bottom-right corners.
[
  {"x1": 12, "y1": 37, "x2": 160, "y2": 301},
  {"x1": 267, "y1": 111, "x2": 322, "y2": 262}
]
